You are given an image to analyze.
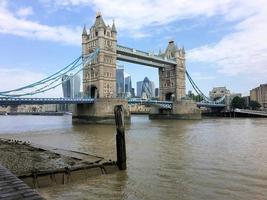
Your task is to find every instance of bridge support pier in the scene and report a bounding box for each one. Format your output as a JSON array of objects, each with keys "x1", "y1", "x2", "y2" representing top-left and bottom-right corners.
[
  {"x1": 72, "y1": 98, "x2": 131, "y2": 124},
  {"x1": 149, "y1": 100, "x2": 201, "y2": 120}
]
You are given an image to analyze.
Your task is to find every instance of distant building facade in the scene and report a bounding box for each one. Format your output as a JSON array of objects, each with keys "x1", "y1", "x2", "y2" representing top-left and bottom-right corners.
[
  {"x1": 131, "y1": 88, "x2": 135, "y2": 97},
  {"x1": 209, "y1": 86, "x2": 230, "y2": 100},
  {"x1": 136, "y1": 77, "x2": 155, "y2": 99},
  {"x1": 250, "y1": 84, "x2": 267, "y2": 108},
  {"x1": 62, "y1": 74, "x2": 81, "y2": 98},
  {"x1": 116, "y1": 65, "x2": 125, "y2": 97},
  {"x1": 136, "y1": 81, "x2": 143, "y2": 97},
  {"x1": 155, "y1": 88, "x2": 159, "y2": 98},
  {"x1": 141, "y1": 77, "x2": 155, "y2": 99},
  {"x1": 124, "y1": 75, "x2": 132, "y2": 98}
]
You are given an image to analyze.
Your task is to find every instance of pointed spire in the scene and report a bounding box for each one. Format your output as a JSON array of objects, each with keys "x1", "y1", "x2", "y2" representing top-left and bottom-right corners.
[
  {"x1": 94, "y1": 12, "x2": 106, "y2": 29},
  {"x1": 111, "y1": 19, "x2": 117, "y2": 33},
  {"x1": 182, "y1": 46, "x2": 185, "y2": 54},
  {"x1": 158, "y1": 47, "x2": 162, "y2": 55},
  {"x1": 165, "y1": 40, "x2": 177, "y2": 58},
  {"x1": 82, "y1": 24, "x2": 87, "y2": 35}
]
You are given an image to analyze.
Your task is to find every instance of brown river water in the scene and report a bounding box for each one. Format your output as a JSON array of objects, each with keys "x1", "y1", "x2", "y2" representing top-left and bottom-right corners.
[{"x1": 0, "y1": 115, "x2": 267, "y2": 200}]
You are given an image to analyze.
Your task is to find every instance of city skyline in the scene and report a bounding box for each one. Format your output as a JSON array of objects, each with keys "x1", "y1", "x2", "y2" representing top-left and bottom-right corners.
[{"x1": 0, "y1": 0, "x2": 267, "y2": 97}]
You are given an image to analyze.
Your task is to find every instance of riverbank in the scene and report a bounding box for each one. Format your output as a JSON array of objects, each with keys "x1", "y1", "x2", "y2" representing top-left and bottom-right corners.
[
  {"x1": 202, "y1": 111, "x2": 267, "y2": 118},
  {"x1": 4, "y1": 112, "x2": 70, "y2": 116},
  {"x1": 0, "y1": 138, "x2": 118, "y2": 188}
]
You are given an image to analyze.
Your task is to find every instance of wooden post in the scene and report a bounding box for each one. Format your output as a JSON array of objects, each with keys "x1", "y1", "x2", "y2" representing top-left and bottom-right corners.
[{"x1": 114, "y1": 105, "x2": 127, "y2": 170}]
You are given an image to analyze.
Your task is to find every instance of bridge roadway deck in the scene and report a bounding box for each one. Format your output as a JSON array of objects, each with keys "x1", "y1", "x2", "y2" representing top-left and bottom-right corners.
[
  {"x1": 0, "y1": 164, "x2": 44, "y2": 200},
  {"x1": 0, "y1": 97, "x2": 95, "y2": 105},
  {"x1": 196, "y1": 102, "x2": 225, "y2": 108},
  {"x1": 0, "y1": 98, "x2": 173, "y2": 108},
  {"x1": 0, "y1": 97, "x2": 227, "y2": 109}
]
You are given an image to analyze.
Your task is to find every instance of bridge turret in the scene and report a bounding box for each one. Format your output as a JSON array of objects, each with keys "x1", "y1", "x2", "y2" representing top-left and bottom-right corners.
[
  {"x1": 159, "y1": 40, "x2": 186, "y2": 101},
  {"x1": 82, "y1": 12, "x2": 117, "y2": 98},
  {"x1": 82, "y1": 25, "x2": 89, "y2": 56},
  {"x1": 175, "y1": 46, "x2": 186, "y2": 100},
  {"x1": 111, "y1": 20, "x2": 117, "y2": 39},
  {"x1": 164, "y1": 40, "x2": 177, "y2": 59}
]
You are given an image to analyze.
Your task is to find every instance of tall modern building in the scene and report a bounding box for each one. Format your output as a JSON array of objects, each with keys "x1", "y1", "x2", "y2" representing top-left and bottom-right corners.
[
  {"x1": 124, "y1": 75, "x2": 132, "y2": 97},
  {"x1": 136, "y1": 81, "x2": 143, "y2": 97},
  {"x1": 62, "y1": 75, "x2": 71, "y2": 98},
  {"x1": 136, "y1": 77, "x2": 155, "y2": 99},
  {"x1": 141, "y1": 77, "x2": 154, "y2": 99},
  {"x1": 116, "y1": 65, "x2": 125, "y2": 97},
  {"x1": 155, "y1": 88, "x2": 159, "y2": 97},
  {"x1": 131, "y1": 88, "x2": 135, "y2": 97},
  {"x1": 151, "y1": 81, "x2": 155, "y2": 97},
  {"x1": 62, "y1": 74, "x2": 81, "y2": 98}
]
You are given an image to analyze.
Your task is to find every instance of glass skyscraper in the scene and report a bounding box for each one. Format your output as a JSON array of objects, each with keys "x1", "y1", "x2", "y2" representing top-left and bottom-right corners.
[
  {"x1": 62, "y1": 74, "x2": 81, "y2": 98},
  {"x1": 116, "y1": 65, "x2": 125, "y2": 97},
  {"x1": 136, "y1": 77, "x2": 155, "y2": 99},
  {"x1": 124, "y1": 75, "x2": 132, "y2": 97}
]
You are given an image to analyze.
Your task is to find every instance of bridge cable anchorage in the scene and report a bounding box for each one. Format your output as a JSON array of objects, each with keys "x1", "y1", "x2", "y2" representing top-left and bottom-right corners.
[
  {"x1": 0, "y1": 49, "x2": 100, "y2": 98},
  {"x1": 185, "y1": 70, "x2": 225, "y2": 105}
]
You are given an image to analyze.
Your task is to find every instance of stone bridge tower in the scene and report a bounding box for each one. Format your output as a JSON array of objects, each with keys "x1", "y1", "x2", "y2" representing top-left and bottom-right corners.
[
  {"x1": 73, "y1": 13, "x2": 130, "y2": 124},
  {"x1": 82, "y1": 12, "x2": 117, "y2": 98},
  {"x1": 159, "y1": 41, "x2": 186, "y2": 101}
]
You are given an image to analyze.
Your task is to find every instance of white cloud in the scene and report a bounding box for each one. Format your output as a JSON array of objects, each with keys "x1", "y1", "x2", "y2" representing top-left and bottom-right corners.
[
  {"x1": 190, "y1": 72, "x2": 216, "y2": 80},
  {"x1": 0, "y1": 1, "x2": 80, "y2": 45},
  {"x1": 16, "y1": 7, "x2": 34, "y2": 18},
  {"x1": 1, "y1": 0, "x2": 266, "y2": 83},
  {"x1": 0, "y1": 68, "x2": 63, "y2": 98},
  {"x1": 40, "y1": 0, "x2": 253, "y2": 31},
  {"x1": 188, "y1": 0, "x2": 267, "y2": 78}
]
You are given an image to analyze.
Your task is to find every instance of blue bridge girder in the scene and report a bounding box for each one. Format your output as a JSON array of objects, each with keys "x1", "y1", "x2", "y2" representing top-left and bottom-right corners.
[
  {"x1": 116, "y1": 44, "x2": 176, "y2": 68},
  {"x1": 196, "y1": 102, "x2": 225, "y2": 108},
  {"x1": 0, "y1": 98, "x2": 95, "y2": 105},
  {"x1": 128, "y1": 99, "x2": 173, "y2": 109},
  {"x1": 0, "y1": 97, "x2": 173, "y2": 109},
  {"x1": 0, "y1": 97, "x2": 225, "y2": 109}
]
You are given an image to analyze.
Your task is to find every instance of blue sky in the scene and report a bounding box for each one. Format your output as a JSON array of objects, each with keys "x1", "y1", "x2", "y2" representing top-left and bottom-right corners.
[{"x1": 0, "y1": 0, "x2": 266, "y2": 97}]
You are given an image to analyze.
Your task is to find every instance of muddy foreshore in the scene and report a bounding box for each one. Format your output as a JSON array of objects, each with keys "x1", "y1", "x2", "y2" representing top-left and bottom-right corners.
[{"x1": 0, "y1": 138, "x2": 118, "y2": 188}]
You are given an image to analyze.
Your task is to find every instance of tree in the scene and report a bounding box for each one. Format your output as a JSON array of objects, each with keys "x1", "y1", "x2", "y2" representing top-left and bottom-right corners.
[
  {"x1": 231, "y1": 96, "x2": 245, "y2": 109},
  {"x1": 187, "y1": 92, "x2": 203, "y2": 102},
  {"x1": 249, "y1": 100, "x2": 261, "y2": 110}
]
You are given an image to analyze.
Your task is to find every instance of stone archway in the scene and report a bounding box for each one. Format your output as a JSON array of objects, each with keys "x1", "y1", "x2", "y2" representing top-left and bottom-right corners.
[
  {"x1": 91, "y1": 86, "x2": 97, "y2": 98},
  {"x1": 165, "y1": 92, "x2": 174, "y2": 101},
  {"x1": 86, "y1": 85, "x2": 98, "y2": 98}
]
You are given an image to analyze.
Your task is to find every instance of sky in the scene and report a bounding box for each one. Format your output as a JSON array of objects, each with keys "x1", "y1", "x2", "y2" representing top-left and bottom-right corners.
[{"x1": 0, "y1": 0, "x2": 266, "y2": 97}]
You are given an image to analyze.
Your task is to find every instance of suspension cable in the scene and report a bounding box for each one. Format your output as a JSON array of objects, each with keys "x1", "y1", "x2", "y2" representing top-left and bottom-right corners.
[{"x1": 0, "y1": 49, "x2": 99, "y2": 97}]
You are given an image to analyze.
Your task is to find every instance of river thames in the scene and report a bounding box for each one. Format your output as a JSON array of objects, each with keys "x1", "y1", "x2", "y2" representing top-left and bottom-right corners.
[{"x1": 0, "y1": 115, "x2": 266, "y2": 200}]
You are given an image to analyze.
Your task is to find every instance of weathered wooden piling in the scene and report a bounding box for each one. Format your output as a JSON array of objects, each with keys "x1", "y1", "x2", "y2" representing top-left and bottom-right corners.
[{"x1": 114, "y1": 105, "x2": 127, "y2": 170}]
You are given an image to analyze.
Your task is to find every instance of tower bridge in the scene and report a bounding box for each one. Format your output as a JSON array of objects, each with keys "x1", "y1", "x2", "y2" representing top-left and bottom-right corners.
[
  {"x1": 0, "y1": 12, "x2": 225, "y2": 122},
  {"x1": 81, "y1": 13, "x2": 186, "y2": 101}
]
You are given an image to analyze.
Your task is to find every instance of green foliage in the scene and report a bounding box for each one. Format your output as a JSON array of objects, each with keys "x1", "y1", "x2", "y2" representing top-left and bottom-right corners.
[
  {"x1": 249, "y1": 100, "x2": 261, "y2": 110},
  {"x1": 231, "y1": 96, "x2": 245, "y2": 109},
  {"x1": 187, "y1": 92, "x2": 203, "y2": 102}
]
